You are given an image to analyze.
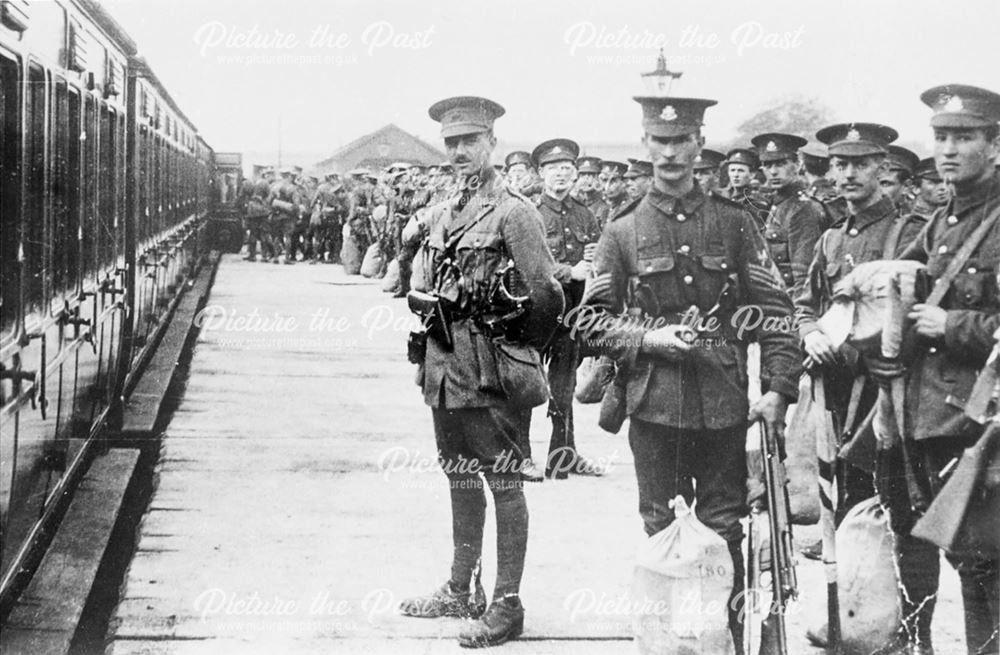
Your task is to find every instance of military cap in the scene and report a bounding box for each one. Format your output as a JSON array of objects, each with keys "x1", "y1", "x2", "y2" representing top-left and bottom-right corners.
[
  {"x1": 633, "y1": 95, "x2": 717, "y2": 137},
  {"x1": 751, "y1": 133, "x2": 808, "y2": 163},
  {"x1": 532, "y1": 138, "x2": 580, "y2": 167},
  {"x1": 799, "y1": 142, "x2": 829, "y2": 160},
  {"x1": 624, "y1": 158, "x2": 653, "y2": 179},
  {"x1": 279, "y1": 166, "x2": 295, "y2": 176},
  {"x1": 428, "y1": 96, "x2": 505, "y2": 138},
  {"x1": 348, "y1": 167, "x2": 369, "y2": 176},
  {"x1": 388, "y1": 161, "x2": 410, "y2": 172},
  {"x1": 601, "y1": 160, "x2": 629, "y2": 177},
  {"x1": 914, "y1": 157, "x2": 942, "y2": 182},
  {"x1": 438, "y1": 162, "x2": 454, "y2": 173},
  {"x1": 426, "y1": 164, "x2": 441, "y2": 174},
  {"x1": 389, "y1": 169, "x2": 407, "y2": 183},
  {"x1": 723, "y1": 148, "x2": 759, "y2": 169},
  {"x1": 293, "y1": 165, "x2": 303, "y2": 175},
  {"x1": 576, "y1": 156, "x2": 603, "y2": 175},
  {"x1": 816, "y1": 122, "x2": 898, "y2": 158},
  {"x1": 693, "y1": 148, "x2": 725, "y2": 171},
  {"x1": 324, "y1": 171, "x2": 339, "y2": 180},
  {"x1": 886, "y1": 145, "x2": 920, "y2": 175},
  {"x1": 409, "y1": 164, "x2": 426, "y2": 173},
  {"x1": 921, "y1": 84, "x2": 1000, "y2": 129},
  {"x1": 493, "y1": 163, "x2": 505, "y2": 172},
  {"x1": 504, "y1": 151, "x2": 533, "y2": 170}
]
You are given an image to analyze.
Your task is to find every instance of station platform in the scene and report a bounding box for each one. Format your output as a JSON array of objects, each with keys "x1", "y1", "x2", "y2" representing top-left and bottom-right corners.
[{"x1": 105, "y1": 255, "x2": 965, "y2": 655}]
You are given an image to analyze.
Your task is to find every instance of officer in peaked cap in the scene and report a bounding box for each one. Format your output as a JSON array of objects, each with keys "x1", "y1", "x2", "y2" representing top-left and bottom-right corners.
[
  {"x1": 882, "y1": 144, "x2": 921, "y2": 214},
  {"x1": 529, "y1": 138, "x2": 603, "y2": 480},
  {"x1": 572, "y1": 155, "x2": 610, "y2": 229},
  {"x1": 600, "y1": 160, "x2": 630, "y2": 217},
  {"x1": 890, "y1": 84, "x2": 1000, "y2": 655},
  {"x1": 751, "y1": 132, "x2": 827, "y2": 300},
  {"x1": 693, "y1": 147, "x2": 725, "y2": 192},
  {"x1": 579, "y1": 94, "x2": 801, "y2": 653},
  {"x1": 399, "y1": 96, "x2": 563, "y2": 649},
  {"x1": 909, "y1": 156, "x2": 949, "y2": 219},
  {"x1": 623, "y1": 158, "x2": 653, "y2": 200}
]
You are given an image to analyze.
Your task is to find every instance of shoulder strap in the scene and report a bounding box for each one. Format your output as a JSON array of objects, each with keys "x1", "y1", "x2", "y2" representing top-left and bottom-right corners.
[{"x1": 926, "y1": 204, "x2": 1000, "y2": 307}]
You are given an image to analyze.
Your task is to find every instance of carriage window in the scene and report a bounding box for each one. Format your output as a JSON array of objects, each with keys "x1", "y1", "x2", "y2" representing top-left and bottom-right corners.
[
  {"x1": 99, "y1": 105, "x2": 114, "y2": 270},
  {"x1": 82, "y1": 94, "x2": 97, "y2": 279},
  {"x1": 138, "y1": 125, "x2": 148, "y2": 241},
  {"x1": 0, "y1": 55, "x2": 21, "y2": 337},
  {"x1": 67, "y1": 90, "x2": 81, "y2": 286},
  {"x1": 23, "y1": 63, "x2": 47, "y2": 315},
  {"x1": 50, "y1": 78, "x2": 74, "y2": 295}
]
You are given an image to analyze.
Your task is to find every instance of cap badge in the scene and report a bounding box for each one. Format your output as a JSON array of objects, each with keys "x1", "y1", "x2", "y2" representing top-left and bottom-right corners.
[
  {"x1": 846, "y1": 127, "x2": 861, "y2": 141},
  {"x1": 943, "y1": 95, "x2": 965, "y2": 112},
  {"x1": 552, "y1": 146, "x2": 562, "y2": 154},
  {"x1": 766, "y1": 141, "x2": 777, "y2": 152},
  {"x1": 660, "y1": 105, "x2": 678, "y2": 121}
]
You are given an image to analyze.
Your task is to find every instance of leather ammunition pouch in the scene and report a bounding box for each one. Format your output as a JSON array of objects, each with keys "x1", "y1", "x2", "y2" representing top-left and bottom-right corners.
[{"x1": 407, "y1": 289, "x2": 453, "y2": 350}]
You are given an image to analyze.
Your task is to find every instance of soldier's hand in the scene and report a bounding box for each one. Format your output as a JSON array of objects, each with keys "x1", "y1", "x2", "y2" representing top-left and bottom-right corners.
[
  {"x1": 583, "y1": 243, "x2": 598, "y2": 263},
  {"x1": 908, "y1": 303, "x2": 947, "y2": 340},
  {"x1": 748, "y1": 390, "x2": 788, "y2": 445},
  {"x1": 570, "y1": 260, "x2": 593, "y2": 281},
  {"x1": 864, "y1": 355, "x2": 907, "y2": 385},
  {"x1": 640, "y1": 325, "x2": 695, "y2": 362},
  {"x1": 803, "y1": 330, "x2": 838, "y2": 366}
]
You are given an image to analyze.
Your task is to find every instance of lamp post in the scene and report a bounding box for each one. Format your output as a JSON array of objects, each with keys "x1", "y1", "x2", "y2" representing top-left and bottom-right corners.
[{"x1": 641, "y1": 49, "x2": 682, "y2": 96}]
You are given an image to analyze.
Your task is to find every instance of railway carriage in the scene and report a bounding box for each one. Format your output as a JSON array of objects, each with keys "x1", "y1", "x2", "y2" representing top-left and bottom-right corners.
[{"x1": 0, "y1": 0, "x2": 217, "y2": 607}]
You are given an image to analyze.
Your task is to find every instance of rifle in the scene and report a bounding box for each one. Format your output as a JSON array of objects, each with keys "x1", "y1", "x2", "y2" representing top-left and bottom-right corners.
[{"x1": 747, "y1": 420, "x2": 799, "y2": 655}]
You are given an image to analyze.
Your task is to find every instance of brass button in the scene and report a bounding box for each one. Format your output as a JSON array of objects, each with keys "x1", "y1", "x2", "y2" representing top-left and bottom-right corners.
[
  {"x1": 968, "y1": 267, "x2": 977, "y2": 274},
  {"x1": 683, "y1": 275, "x2": 694, "y2": 284},
  {"x1": 646, "y1": 264, "x2": 653, "y2": 272},
  {"x1": 676, "y1": 213, "x2": 687, "y2": 222},
  {"x1": 680, "y1": 245, "x2": 691, "y2": 254},
  {"x1": 938, "y1": 245, "x2": 948, "y2": 254},
  {"x1": 947, "y1": 215, "x2": 958, "y2": 225},
  {"x1": 848, "y1": 228, "x2": 859, "y2": 237},
  {"x1": 721, "y1": 262, "x2": 728, "y2": 269}
]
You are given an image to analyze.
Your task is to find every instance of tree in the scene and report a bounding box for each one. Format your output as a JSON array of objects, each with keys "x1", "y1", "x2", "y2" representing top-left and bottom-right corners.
[{"x1": 728, "y1": 96, "x2": 834, "y2": 148}]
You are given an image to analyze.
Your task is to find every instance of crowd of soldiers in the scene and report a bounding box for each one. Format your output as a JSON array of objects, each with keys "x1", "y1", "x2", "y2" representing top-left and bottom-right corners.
[
  {"x1": 239, "y1": 86, "x2": 998, "y2": 654},
  {"x1": 236, "y1": 161, "x2": 459, "y2": 286}
]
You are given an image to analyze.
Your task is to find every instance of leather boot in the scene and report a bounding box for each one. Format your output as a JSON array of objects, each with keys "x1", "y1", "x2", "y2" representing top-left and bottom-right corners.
[{"x1": 458, "y1": 595, "x2": 524, "y2": 648}]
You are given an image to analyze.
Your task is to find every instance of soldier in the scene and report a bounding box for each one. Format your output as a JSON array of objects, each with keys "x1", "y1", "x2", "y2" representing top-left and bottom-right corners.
[
  {"x1": 794, "y1": 124, "x2": 928, "y2": 574},
  {"x1": 345, "y1": 168, "x2": 375, "y2": 265},
  {"x1": 751, "y1": 132, "x2": 828, "y2": 299},
  {"x1": 888, "y1": 83, "x2": 1000, "y2": 655},
  {"x1": 504, "y1": 151, "x2": 542, "y2": 199},
  {"x1": 398, "y1": 96, "x2": 564, "y2": 648},
  {"x1": 692, "y1": 147, "x2": 725, "y2": 193},
  {"x1": 572, "y1": 155, "x2": 611, "y2": 229},
  {"x1": 883, "y1": 144, "x2": 921, "y2": 215},
  {"x1": 623, "y1": 158, "x2": 653, "y2": 200},
  {"x1": 243, "y1": 172, "x2": 273, "y2": 262},
  {"x1": 579, "y1": 94, "x2": 802, "y2": 653},
  {"x1": 908, "y1": 156, "x2": 949, "y2": 220},
  {"x1": 799, "y1": 142, "x2": 847, "y2": 228},
  {"x1": 309, "y1": 173, "x2": 347, "y2": 264},
  {"x1": 723, "y1": 147, "x2": 770, "y2": 228},
  {"x1": 529, "y1": 138, "x2": 604, "y2": 479},
  {"x1": 600, "y1": 160, "x2": 630, "y2": 217},
  {"x1": 268, "y1": 166, "x2": 304, "y2": 265}
]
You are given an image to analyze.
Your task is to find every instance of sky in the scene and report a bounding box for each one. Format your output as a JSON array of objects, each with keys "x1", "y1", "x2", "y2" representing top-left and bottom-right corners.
[{"x1": 101, "y1": 0, "x2": 1000, "y2": 167}]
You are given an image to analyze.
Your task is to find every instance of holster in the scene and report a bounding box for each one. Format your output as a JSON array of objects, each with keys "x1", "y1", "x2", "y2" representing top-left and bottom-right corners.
[{"x1": 407, "y1": 289, "x2": 453, "y2": 350}]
